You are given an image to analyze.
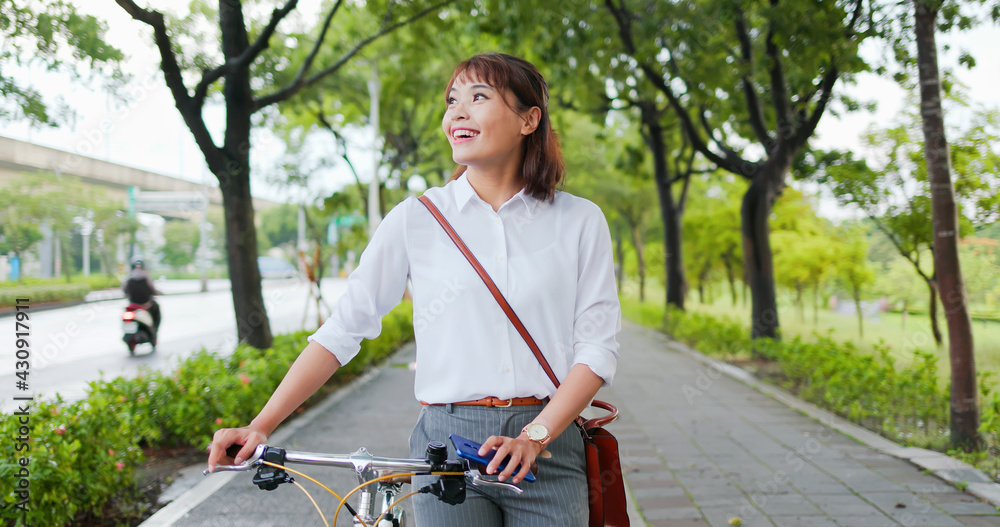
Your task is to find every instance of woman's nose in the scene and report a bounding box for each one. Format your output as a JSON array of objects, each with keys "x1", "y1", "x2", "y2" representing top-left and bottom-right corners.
[{"x1": 447, "y1": 100, "x2": 468, "y2": 120}]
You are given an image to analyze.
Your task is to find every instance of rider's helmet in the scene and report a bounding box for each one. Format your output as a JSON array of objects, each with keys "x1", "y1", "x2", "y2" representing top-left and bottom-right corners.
[{"x1": 130, "y1": 257, "x2": 145, "y2": 270}]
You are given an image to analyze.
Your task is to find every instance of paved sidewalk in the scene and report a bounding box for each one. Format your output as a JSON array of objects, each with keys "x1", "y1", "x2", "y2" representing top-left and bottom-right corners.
[
  {"x1": 147, "y1": 321, "x2": 1000, "y2": 526},
  {"x1": 608, "y1": 322, "x2": 999, "y2": 527}
]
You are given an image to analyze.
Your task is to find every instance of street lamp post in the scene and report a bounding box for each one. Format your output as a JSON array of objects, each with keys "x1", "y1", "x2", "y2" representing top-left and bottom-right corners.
[{"x1": 367, "y1": 64, "x2": 382, "y2": 238}]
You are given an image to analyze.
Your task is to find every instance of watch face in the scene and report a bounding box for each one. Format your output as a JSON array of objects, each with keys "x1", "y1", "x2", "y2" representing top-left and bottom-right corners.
[{"x1": 527, "y1": 423, "x2": 548, "y2": 441}]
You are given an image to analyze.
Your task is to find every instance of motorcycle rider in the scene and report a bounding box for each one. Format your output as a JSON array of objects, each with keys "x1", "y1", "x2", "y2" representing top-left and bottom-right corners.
[{"x1": 122, "y1": 257, "x2": 162, "y2": 337}]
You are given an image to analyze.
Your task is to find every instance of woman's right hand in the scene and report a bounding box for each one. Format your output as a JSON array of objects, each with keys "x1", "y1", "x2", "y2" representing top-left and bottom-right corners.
[{"x1": 206, "y1": 426, "x2": 268, "y2": 473}]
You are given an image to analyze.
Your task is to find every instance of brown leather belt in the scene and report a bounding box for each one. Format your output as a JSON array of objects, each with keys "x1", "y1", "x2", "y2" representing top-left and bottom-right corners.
[{"x1": 420, "y1": 396, "x2": 546, "y2": 408}]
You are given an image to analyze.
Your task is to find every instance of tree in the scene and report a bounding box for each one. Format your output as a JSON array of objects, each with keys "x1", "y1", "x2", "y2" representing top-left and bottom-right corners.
[
  {"x1": 834, "y1": 228, "x2": 875, "y2": 337},
  {"x1": 91, "y1": 206, "x2": 137, "y2": 277},
  {"x1": 257, "y1": 204, "x2": 300, "y2": 253},
  {"x1": 0, "y1": 1, "x2": 124, "y2": 126},
  {"x1": 559, "y1": 111, "x2": 658, "y2": 301},
  {"x1": 114, "y1": 0, "x2": 451, "y2": 348},
  {"x1": 873, "y1": 256, "x2": 925, "y2": 327},
  {"x1": 461, "y1": 2, "x2": 711, "y2": 311},
  {"x1": 271, "y1": 20, "x2": 461, "y2": 227},
  {"x1": 0, "y1": 180, "x2": 45, "y2": 280},
  {"x1": 768, "y1": 187, "x2": 833, "y2": 324},
  {"x1": 683, "y1": 174, "x2": 744, "y2": 306},
  {"x1": 160, "y1": 220, "x2": 201, "y2": 270},
  {"x1": 604, "y1": 0, "x2": 872, "y2": 341},
  {"x1": 913, "y1": 0, "x2": 982, "y2": 449},
  {"x1": 808, "y1": 100, "x2": 996, "y2": 346}
]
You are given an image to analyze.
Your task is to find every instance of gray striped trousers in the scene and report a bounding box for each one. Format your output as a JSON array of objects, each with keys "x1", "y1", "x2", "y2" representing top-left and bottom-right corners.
[{"x1": 408, "y1": 403, "x2": 589, "y2": 526}]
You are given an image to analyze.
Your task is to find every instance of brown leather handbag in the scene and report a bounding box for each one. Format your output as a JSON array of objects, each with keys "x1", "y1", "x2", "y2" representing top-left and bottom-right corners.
[{"x1": 419, "y1": 195, "x2": 629, "y2": 527}]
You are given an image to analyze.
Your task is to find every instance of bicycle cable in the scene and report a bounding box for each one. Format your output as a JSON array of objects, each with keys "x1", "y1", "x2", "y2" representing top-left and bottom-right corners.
[
  {"x1": 333, "y1": 472, "x2": 466, "y2": 526},
  {"x1": 290, "y1": 479, "x2": 330, "y2": 527},
  {"x1": 256, "y1": 459, "x2": 469, "y2": 526},
  {"x1": 261, "y1": 461, "x2": 345, "y2": 502},
  {"x1": 261, "y1": 461, "x2": 358, "y2": 526},
  {"x1": 372, "y1": 490, "x2": 420, "y2": 526}
]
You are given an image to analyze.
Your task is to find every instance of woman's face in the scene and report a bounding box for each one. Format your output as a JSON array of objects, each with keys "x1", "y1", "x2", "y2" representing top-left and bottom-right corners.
[{"x1": 442, "y1": 73, "x2": 536, "y2": 170}]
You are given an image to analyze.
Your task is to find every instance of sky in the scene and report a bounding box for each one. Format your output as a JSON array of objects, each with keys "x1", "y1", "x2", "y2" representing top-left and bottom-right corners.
[{"x1": 4, "y1": 2, "x2": 999, "y2": 218}]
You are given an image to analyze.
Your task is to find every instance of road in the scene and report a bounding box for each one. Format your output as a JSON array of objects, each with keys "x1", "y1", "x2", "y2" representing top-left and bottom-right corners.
[{"x1": 0, "y1": 277, "x2": 348, "y2": 411}]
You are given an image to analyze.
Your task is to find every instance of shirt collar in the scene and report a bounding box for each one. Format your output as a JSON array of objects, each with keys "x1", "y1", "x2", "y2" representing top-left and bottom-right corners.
[{"x1": 452, "y1": 172, "x2": 541, "y2": 215}]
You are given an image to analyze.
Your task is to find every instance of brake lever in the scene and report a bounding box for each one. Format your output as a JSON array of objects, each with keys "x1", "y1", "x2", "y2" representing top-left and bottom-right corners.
[
  {"x1": 465, "y1": 467, "x2": 523, "y2": 495},
  {"x1": 203, "y1": 444, "x2": 267, "y2": 476}
]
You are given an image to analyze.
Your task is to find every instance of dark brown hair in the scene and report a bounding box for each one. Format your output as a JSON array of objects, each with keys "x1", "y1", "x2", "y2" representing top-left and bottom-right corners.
[{"x1": 446, "y1": 53, "x2": 565, "y2": 202}]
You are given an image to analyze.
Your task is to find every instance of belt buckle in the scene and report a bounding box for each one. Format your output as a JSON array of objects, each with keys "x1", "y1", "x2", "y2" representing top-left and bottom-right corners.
[{"x1": 496, "y1": 398, "x2": 514, "y2": 408}]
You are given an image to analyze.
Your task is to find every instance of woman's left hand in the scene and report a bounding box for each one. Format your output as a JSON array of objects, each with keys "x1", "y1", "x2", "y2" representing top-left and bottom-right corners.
[{"x1": 477, "y1": 434, "x2": 544, "y2": 484}]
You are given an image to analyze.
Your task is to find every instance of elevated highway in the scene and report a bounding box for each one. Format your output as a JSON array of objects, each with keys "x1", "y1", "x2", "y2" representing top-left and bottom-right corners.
[{"x1": 0, "y1": 135, "x2": 279, "y2": 218}]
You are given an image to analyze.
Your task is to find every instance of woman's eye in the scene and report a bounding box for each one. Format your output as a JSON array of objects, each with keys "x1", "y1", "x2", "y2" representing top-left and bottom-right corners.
[
  {"x1": 446, "y1": 97, "x2": 456, "y2": 105},
  {"x1": 474, "y1": 93, "x2": 487, "y2": 101}
]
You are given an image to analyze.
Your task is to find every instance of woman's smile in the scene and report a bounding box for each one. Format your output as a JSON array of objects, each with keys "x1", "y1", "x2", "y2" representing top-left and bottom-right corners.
[{"x1": 450, "y1": 127, "x2": 481, "y2": 144}]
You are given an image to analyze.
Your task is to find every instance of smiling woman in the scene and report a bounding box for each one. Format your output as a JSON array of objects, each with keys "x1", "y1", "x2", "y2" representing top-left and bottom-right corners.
[
  {"x1": 208, "y1": 53, "x2": 622, "y2": 527},
  {"x1": 442, "y1": 53, "x2": 565, "y2": 207}
]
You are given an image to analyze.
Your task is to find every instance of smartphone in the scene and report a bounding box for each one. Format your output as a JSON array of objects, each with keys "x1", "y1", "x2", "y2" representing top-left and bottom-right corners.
[{"x1": 449, "y1": 434, "x2": 536, "y2": 483}]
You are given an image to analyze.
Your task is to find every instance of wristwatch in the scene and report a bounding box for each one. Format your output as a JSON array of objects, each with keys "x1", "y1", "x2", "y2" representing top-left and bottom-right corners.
[{"x1": 521, "y1": 422, "x2": 551, "y2": 446}]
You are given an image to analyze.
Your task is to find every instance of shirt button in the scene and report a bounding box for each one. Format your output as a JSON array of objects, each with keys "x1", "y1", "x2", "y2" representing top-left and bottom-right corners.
[
  {"x1": 503, "y1": 366, "x2": 511, "y2": 373},
  {"x1": 497, "y1": 255, "x2": 504, "y2": 262},
  {"x1": 495, "y1": 218, "x2": 501, "y2": 225}
]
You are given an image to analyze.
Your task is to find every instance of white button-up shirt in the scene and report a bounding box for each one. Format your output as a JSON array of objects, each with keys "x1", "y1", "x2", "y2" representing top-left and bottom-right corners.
[{"x1": 309, "y1": 173, "x2": 621, "y2": 403}]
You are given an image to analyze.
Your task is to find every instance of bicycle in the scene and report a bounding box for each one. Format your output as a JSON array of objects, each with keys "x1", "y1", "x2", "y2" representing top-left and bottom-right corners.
[{"x1": 205, "y1": 436, "x2": 531, "y2": 526}]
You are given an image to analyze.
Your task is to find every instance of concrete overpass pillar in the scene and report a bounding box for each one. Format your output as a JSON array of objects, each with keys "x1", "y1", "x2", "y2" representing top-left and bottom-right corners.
[{"x1": 39, "y1": 223, "x2": 54, "y2": 279}]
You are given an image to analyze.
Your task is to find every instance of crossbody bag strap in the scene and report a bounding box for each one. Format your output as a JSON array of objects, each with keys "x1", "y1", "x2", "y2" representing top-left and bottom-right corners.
[{"x1": 417, "y1": 195, "x2": 561, "y2": 388}]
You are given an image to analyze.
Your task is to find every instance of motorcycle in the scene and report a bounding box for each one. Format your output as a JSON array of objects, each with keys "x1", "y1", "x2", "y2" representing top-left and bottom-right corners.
[{"x1": 122, "y1": 304, "x2": 157, "y2": 355}]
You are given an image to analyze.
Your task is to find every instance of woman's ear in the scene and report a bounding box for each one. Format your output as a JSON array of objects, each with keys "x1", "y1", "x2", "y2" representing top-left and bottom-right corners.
[{"x1": 521, "y1": 106, "x2": 542, "y2": 135}]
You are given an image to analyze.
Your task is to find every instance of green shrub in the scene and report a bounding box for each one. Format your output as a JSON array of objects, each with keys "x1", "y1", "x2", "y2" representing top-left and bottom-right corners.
[
  {"x1": 0, "y1": 302, "x2": 415, "y2": 526},
  {"x1": 0, "y1": 397, "x2": 143, "y2": 526},
  {"x1": 81, "y1": 274, "x2": 122, "y2": 291},
  {"x1": 0, "y1": 284, "x2": 90, "y2": 309}
]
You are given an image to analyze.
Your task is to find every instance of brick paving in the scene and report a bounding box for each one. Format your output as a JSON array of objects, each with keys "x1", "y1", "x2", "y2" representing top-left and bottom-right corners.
[{"x1": 605, "y1": 322, "x2": 999, "y2": 526}]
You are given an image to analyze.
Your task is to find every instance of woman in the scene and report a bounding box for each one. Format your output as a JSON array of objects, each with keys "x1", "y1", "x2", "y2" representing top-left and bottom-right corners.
[{"x1": 208, "y1": 53, "x2": 620, "y2": 526}]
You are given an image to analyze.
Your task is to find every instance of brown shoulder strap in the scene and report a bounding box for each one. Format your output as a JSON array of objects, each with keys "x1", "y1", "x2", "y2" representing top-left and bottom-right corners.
[{"x1": 418, "y1": 195, "x2": 561, "y2": 388}]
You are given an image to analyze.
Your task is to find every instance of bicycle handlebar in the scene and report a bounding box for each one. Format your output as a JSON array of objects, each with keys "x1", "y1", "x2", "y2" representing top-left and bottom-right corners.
[
  {"x1": 205, "y1": 442, "x2": 525, "y2": 495},
  {"x1": 204, "y1": 441, "x2": 528, "y2": 525},
  {"x1": 208, "y1": 444, "x2": 434, "y2": 477}
]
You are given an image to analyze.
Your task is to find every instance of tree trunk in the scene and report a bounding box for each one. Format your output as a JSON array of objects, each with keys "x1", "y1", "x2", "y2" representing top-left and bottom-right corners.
[
  {"x1": 640, "y1": 102, "x2": 685, "y2": 310},
  {"x1": 631, "y1": 223, "x2": 646, "y2": 303},
  {"x1": 724, "y1": 257, "x2": 738, "y2": 306},
  {"x1": 926, "y1": 278, "x2": 944, "y2": 345},
  {"x1": 215, "y1": 1, "x2": 273, "y2": 349},
  {"x1": 741, "y1": 165, "x2": 785, "y2": 341},
  {"x1": 914, "y1": 0, "x2": 980, "y2": 449},
  {"x1": 813, "y1": 284, "x2": 820, "y2": 325},
  {"x1": 742, "y1": 278, "x2": 748, "y2": 307},
  {"x1": 853, "y1": 287, "x2": 863, "y2": 338},
  {"x1": 796, "y1": 282, "x2": 805, "y2": 323},
  {"x1": 662, "y1": 188, "x2": 685, "y2": 310}
]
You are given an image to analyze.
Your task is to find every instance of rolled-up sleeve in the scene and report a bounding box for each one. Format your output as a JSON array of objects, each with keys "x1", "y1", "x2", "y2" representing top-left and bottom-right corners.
[
  {"x1": 571, "y1": 206, "x2": 621, "y2": 386},
  {"x1": 308, "y1": 201, "x2": 410, "y2": 366}
]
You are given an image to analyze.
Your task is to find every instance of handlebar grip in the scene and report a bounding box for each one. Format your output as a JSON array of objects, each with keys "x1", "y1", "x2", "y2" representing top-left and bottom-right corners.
[{"x1": 226, "y1": 444, "x2": 244, "y2": 459}]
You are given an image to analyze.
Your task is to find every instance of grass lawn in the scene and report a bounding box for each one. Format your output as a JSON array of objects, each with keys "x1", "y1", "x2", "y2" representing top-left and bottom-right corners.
[{"x1": 623, "y1": 280, "x2": 1000, "y2": 386}]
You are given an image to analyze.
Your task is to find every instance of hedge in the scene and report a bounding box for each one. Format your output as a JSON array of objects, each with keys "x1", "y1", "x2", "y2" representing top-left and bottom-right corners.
[
  {"x1": 0, "y1": 301, "x2": 414, "y2": 526},
  {"x1": 623, "y1": 298, "x2": 1000, "y2": 480},
  {"x1": 0, "y1": 284, "x2": 91, "y2": 310}
]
